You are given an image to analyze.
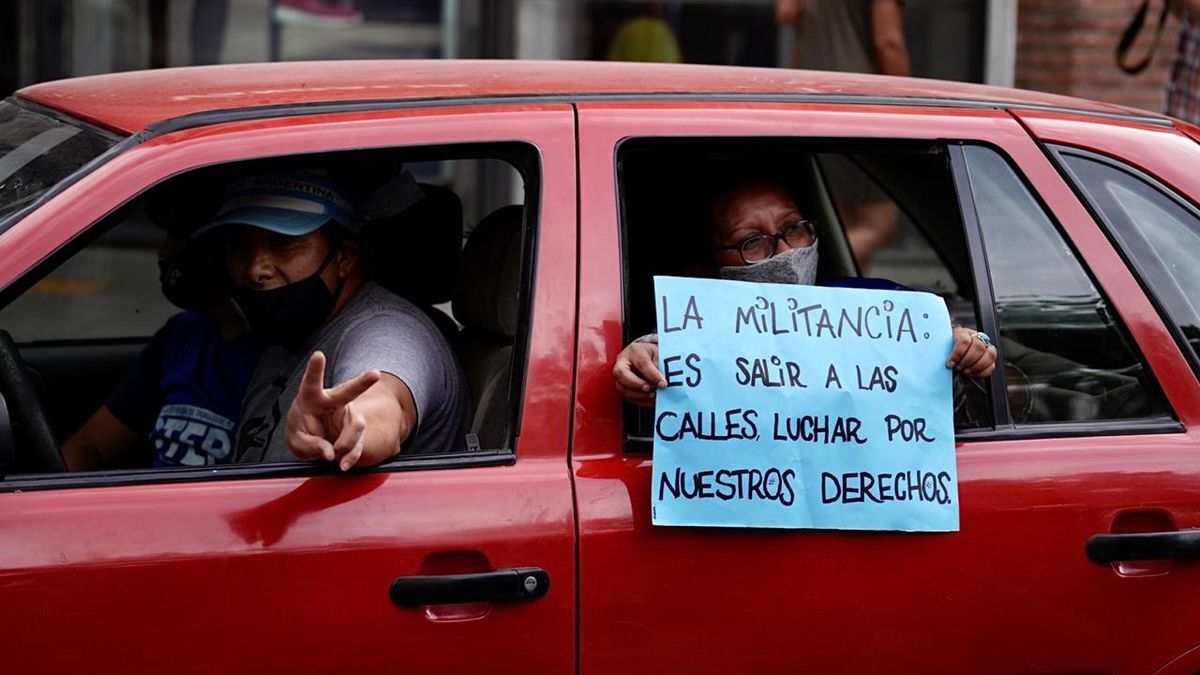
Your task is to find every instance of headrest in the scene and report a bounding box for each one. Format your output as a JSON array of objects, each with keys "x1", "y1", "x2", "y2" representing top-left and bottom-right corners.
[
  {"x1": 363, "y1": 183, "x2": 463, "y2": 305},
  {"x1": 454, "y1": 205, "x2": 523, "y2": 339}
]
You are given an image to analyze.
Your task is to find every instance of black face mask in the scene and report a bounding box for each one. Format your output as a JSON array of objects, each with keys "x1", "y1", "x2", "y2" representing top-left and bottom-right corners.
[
  {"x1": 230, "y1": 247, "x2": 345, "y2": 349},
  {"x1": 159, "y1": 250, "x2": 213, "y2": 311}
]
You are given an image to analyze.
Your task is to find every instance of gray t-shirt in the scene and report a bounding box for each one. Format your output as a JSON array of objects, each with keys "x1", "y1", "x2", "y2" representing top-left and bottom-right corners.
[{"x1": 234, "y1": 282, "x2": 469, "y2": 463}]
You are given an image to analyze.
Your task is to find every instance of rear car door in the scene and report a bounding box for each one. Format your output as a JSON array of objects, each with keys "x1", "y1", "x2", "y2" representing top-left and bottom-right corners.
[
  {"x1": 0, "y1": 104, "x2": 578, "y2": 673},
  {"x1": 573, "y1": 101, "x2": 1200, "y2": 673}
]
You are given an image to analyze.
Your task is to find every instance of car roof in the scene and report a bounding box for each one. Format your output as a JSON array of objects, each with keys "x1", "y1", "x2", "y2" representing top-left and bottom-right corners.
[{"x1": 16, "y1": 59, "x2": 1163, "y2": 135}]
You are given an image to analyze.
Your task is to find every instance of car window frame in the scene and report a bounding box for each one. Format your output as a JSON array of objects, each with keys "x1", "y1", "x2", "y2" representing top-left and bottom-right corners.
[
  {"x1": 615, "y1": 136, "x2": 1182, "y2": 452},
  {"x1": 0, "y1": 118, "x2": 560, "y2": 491},
  {"x1": 1047, "y1": 143, "x2": 1200, "y2": 380},
  {"x1": 952, "y1": 141, "x2": 1181, "y2": 440},
  {"x1": 615, "y1": 135, "x2": 994, "y2": 451}
]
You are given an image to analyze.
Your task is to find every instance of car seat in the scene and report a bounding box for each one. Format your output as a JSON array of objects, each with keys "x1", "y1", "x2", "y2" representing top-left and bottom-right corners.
[
  {"x1": 452, "y1": 205, "x2": 522, "y2": 449},
  {"x1": 362, "y1": 182, "x2": 463, "y2": 341}
]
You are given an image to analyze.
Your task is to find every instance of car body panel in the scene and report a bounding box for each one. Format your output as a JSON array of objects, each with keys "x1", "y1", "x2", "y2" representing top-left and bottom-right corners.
[
  {"x1": 1015, "y1": 109, "x2": 1200, "y2": 209},
  {"x1": 2, "y1": 465, "x2": 575, "y2": 673},
  {"x1": 1014, "y1": 109, "x2": 1200, "y2": 415},
  {"x1": 16, "y1": 60, "x2": 1154, "y2": 135},
  {"x1": 1, "y1": 62, "x2": 1198, "y2": 673},
  {"x1": 0, "y1": 104, "x2": 579, "y2": 674}
]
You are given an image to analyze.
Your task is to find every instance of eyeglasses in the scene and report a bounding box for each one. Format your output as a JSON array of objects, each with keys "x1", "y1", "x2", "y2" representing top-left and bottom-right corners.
[{"x1": 713, "y1": 220, "x2": 816, "y2": 264}]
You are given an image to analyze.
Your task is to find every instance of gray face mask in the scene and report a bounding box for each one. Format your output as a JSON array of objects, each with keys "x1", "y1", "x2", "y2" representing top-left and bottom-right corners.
[{"x1": 718, "y1": 240, "x2": 820, "y2": 285}]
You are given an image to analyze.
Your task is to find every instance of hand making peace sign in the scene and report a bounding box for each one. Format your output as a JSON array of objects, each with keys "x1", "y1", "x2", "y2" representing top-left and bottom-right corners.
[{"x1": 286, "y1": 350, "x2": 383, "y2": 471}]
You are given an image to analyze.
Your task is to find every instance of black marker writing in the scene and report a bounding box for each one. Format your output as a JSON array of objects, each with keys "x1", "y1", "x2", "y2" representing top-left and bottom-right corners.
[
  {"x1": 771, "y1": 414, "x2": 867, "y2": 444},
  {"x1": 658, "y1": 466, "x2": 797, "y2": 506},
  {"x1": 734, "y1": 296, "x2": 918, "y2": 342},
  {"x1": 884, "y1": 415, "x2": 935, "y2": 442},
  {"x1": 856, "y1": 365, "x2": 898, "y2": 392},
  {"x1": 663, "y1": 353, "x2": 703, "y2": 388},
  {"x1": 734, "y1": 355, "x2": 807, "y2": 388},
  {"x1": 656, "y1": 409, "x2": 760, "y2": 442},
  {"x1": 662, "y1": 294, "x2": 705, "y2": 333},
  {"x1": 821, "y1": 470, "x2": 952, "y2": 505},
  {"x1": 825, "y1": 364, "x2": 843, "y2": 389}
]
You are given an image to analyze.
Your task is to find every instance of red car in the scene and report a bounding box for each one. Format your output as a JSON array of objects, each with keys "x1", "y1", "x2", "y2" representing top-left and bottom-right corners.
[{"x1": 1, "y1": 61, "x2": 1199, "y2": 674}]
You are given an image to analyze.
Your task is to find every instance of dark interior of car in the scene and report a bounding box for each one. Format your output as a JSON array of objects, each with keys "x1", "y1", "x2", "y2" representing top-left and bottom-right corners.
[
  {"x1": 0, "y1": 138, "x2": 1180, "y2": 476},
  {"x1": 0, "y1": 143, "x2": 538, "y2": 475},
  {"x1": 617, "y1": 139, "x2": 1174, "y2": 442},
  {"x1": 617, "y1": 139, "x2": 977, "y2": 332},
  {"x1": 617, "y1": 139, "x2": 996, "y2": 439}
]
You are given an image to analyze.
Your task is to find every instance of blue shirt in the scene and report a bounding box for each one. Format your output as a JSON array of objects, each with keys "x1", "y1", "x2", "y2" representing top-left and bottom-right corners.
[{"x1": 107, "y1": 312, "x2": 265, "y2": 467}]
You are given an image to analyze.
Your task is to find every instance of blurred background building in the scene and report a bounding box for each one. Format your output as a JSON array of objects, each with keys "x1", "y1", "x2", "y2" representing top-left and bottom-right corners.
[{"x1": 0, "y1": 0, "x2": 1178, "y2": 115}]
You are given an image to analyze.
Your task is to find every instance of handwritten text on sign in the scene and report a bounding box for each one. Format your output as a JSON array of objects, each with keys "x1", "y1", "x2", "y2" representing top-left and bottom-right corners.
[{"x1": 651, "y1": 276, "x2": 959, "y2": 531}]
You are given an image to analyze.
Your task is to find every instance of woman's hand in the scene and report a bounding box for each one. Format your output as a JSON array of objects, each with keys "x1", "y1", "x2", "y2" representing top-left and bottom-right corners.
[{"x1": 947, "y1": 327, "x2": 997, "y2": 379}]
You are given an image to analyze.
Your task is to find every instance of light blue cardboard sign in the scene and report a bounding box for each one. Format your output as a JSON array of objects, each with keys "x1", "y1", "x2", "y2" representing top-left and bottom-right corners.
[{"x1": 651, "y1": 276, "x2": 959, "y2": 532}]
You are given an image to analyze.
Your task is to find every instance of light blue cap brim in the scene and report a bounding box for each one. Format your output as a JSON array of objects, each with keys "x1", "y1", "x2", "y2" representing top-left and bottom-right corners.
[{"x1": 192, "y1": 206, "x2": 342, "y2": 238}]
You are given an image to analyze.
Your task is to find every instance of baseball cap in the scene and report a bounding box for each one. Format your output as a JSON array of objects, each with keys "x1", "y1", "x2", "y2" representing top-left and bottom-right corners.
[{"x1": 193, "y1": 172, "x2": 359, "y2": 238}]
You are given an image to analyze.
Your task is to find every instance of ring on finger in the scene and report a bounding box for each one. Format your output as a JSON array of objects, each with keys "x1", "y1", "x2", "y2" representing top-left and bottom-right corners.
[{"x1": 973, "y1": 331, "x2": 993, "y2": 348}]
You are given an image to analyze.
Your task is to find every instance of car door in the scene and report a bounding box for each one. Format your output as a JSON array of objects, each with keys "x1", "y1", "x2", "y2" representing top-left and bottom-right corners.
[
  {"x1": 573, "y1": 101, "x2": 1200, "y2": 673},
  {"x1": 0, "y1": 104, "x2": 578, "y2": 674},
  {"x1": 1020, "y1": 110, "x2": 1200, "y2": 675}
]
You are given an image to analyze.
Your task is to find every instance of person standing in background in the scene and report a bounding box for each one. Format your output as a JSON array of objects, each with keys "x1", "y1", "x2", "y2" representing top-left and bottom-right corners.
[
  {"x1": 774, "y1": 0, "x2": 910, "y2": 272},
  {"x1": 601, "y1": 2, "x2": 682, "y2": 63},
  {"x1": 775, "y1": 0, "x2": 910, "y2": 76},
  {"x1": 149, "y1": 0, "x2": 230, "y2": 67}
]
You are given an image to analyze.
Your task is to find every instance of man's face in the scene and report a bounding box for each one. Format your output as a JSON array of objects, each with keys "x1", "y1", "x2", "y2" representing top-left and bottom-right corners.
[
  {"x1": 709, "y1": 182, "x2": 810, "y2": 268},
  {"x1": 226, "y1": 227, "x2": 343, "y2": 291}
]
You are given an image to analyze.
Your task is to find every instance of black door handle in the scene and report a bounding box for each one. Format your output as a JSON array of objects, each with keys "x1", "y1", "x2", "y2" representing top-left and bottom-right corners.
[
  {"x1": 390, "y1": 567, "x2": 550, "y2": 607},
  {"x1": 1087, "y1": 530, "x2": 1200, "y2": 563}
]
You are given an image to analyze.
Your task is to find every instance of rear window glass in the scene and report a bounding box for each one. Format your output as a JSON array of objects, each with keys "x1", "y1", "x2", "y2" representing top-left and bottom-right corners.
[
  {"x1": 963, "y1": 145, "x2": 1171, "y2": 425},
  {"x1": 1057, "y1": 150, "x2": 1200, "y2": 372}
]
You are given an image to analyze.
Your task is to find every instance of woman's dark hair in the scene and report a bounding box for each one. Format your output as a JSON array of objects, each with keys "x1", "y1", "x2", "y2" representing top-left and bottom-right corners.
[{"x1": 701, "y1": 160, "x2": 809, "y2": 239}]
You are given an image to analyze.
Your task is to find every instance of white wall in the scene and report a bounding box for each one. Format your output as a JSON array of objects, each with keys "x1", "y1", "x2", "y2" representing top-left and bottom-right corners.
[{"x1": 984, "y1": 0, "x2": 1018, "y2": 86}]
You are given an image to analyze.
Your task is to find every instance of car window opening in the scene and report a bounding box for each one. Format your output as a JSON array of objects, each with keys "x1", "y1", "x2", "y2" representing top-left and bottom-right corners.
[
  {"x1": 0, "y1": 144, "x2": 536, "y2": 481},
  {"x1": 617, "y1": 138, "x2": 1173, "y2": 452}
]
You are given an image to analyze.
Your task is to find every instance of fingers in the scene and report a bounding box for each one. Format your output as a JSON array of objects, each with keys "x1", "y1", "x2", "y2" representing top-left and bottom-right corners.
[
  {"x1": 947, "y1": 328, "x2": 997, "y2": 379},
  {"x1": 957, "y1": 336, "x2": 986, "y2": 370},
  {"x1": 631, "y1": 344, "x2": 666, "y2": 389},
  {"x1": 945, "y1": 328, "x2": 972, "y2": 369},
  {"x1": 615, "y1": 380, "x2": 659, "y2": 408},
  {"x1": 288, "y1": 356, "x2": 378, "y2": 467},
  {"x1": 285, "y1": 392, "x2": 335, "y2": 462},
  {"x1": 612, "y1": 343, "x2": 665, "y2": 406},
  {"x1": 326, "y1": 369, "x2": 382, "y2": 407},
  {"x1": 332, "y1": 404, "x2": 367, "y2": 472},
  {"x1": 298, "y1": 351, "x2": 328, "y2": 402},
  {"x1": 340, "y1": 436, "x2": 366, "y2": 472},
  {"x1": 960, "y1": 340, "x2": 997, "y2": 379},
  {"x1": 612, "y1": 359, "x2": 649, "y2": 393},
  {"x1": 290, "y1": 426, "x2": 335, "y2": 463},
  {"x1": 970, "y1": 358, "x2": 997, "y2": 379}
]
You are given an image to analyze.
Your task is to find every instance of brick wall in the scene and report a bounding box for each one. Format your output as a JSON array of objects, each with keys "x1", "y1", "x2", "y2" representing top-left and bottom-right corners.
[{"x1": 1016, "y1": 0, "x2": 1178, "y2": 113}]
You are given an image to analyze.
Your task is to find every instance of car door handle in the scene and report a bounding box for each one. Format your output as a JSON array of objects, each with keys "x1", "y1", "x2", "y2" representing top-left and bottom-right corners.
[
  {"x1": 1087, "y1": 530, "x2": 1200, "y2": 563},
  {"x1": 390, "y1": 567, "x2": 550, "y2": 607}
]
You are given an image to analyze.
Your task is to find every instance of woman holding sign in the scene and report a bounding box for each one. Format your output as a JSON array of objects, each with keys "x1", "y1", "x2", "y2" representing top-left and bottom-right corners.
[{"x1": 612, "y1": 175, "x2": 997, "y2": 407}]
